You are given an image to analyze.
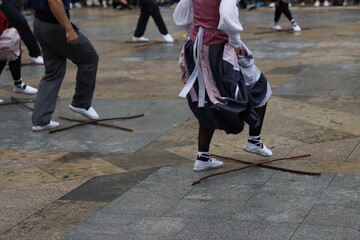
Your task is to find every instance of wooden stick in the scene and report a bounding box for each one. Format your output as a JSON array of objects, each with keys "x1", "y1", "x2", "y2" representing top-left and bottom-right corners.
[
  {"x1": 191, "y1": 154, "x2": 313, "y2": 186},
  {"x1": 49, "y1": 114, "x2": 144, "y2": 134},
  {"x1": 59, "y1": 116, "x2": 133, "y2": 132},
  {"x1": 211, "y1": 153, "x2": 319, "y2": 176},
  {"x1": 0, "y1": 99, "x2": 35, "y2": 106},
  {"x1": 10, "y1": 96, "x2": 34, "y2": 111}
]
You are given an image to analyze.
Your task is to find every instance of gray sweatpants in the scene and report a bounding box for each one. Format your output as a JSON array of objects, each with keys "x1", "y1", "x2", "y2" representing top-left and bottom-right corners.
[{"x1": 32, "y1": 18, "x2": 98, "y2": 126}]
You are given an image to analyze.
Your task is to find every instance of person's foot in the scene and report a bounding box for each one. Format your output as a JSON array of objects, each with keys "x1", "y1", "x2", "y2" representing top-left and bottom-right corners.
[
  {"x1": 243, "y1": 140, "x2": 273, "y2": 157},
  {"x1": 300, "y1": 1, "x2": 305, "y2": 6},
  {"x1": 69, "y1": 104, "x2": 99, "y2": 119},
  {"x1": 323, "y1": 0, "x2": 330, "y2": 6},
  {"x1": 32, "y1": 121, "x2": 60, "y2": 132},
  {"x1": 193, "y1": 154, "x2": 224, "y2": 172},
  {"x1": 132, "y1": 36, "x2": 149, "y2": 42},
  {"x1": 269, "y1": 2, "x2": 275, "y2": 7},
  {"x1": 292, "y1": 23, "x2": 302, "y2": 32},
  {"x1": 246, "y1": 3, "x2": 256, "y2": 10},
  {"x1": 272, "y1": 23, "x2": 282, "y2": 30},
  {"x1": 28, "y1": 56, "x2": 44, "y2": 64},
  {"x1": 162, "y1": 34, "x2": 174, "y2": 43},
  {"x1": 13, "y1": 83, "x2": 38, "y2": 95},
  {"x1": 314, "y1": 1, "x2": 320, "y2": 7},
  {"x1": 0, "y1": 98, "x2": 3, "y2": 103}
]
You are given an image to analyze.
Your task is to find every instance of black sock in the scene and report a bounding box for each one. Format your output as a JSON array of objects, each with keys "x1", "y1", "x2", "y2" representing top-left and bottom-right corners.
[{"x1": 197, "y1": 152, "x2": 210, "y2": 162}]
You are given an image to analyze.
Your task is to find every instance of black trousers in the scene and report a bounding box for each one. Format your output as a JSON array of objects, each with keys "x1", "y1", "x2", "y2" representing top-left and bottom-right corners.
[
  {"x1": 133, "y1": 0, "x2": 168, "y2": 37},
  {"x1": 0, "y1": 0, "x2": 42, "y2": 57}
]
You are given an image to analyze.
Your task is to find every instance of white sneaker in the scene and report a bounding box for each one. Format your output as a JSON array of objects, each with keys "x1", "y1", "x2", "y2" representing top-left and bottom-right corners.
[
  {"x1": 272, "y1": 23, "x2": 282, "y2": 30},
  {"x1": 314, "y1": 1, "x2": 320, "y2": 7},
  {"x1": 28, "y1": 56, "x2": 44, "y2": 64},
  {"x1": 162, "y1": 34, "x2": 174, "y2": 43},
  {"x1": 102, "y1": 2, "x2": 107, "y2": 8},
  {"x1": 323, "y1": 0, "x2": 329, "y2": 6},
  {"x1": 74, "y1": 2, "x2": 82, "y2": 8},
  {"x1": 292, "y1": 24, "x2": 302, "y2": 32},
  {"x1": 69, "y1": 104, "x2": 99, "y2": 119},
  {"x1": 0, "y1": 98, "x2": 3, "y2": 103},
  {"x1": 243, "y1": 141, "x2": 273, "y2": 157},
  {"x1": 132, "y1": 36, "x2": 149, "y2": 42},
  {"x1": 13, "y1": 83, "x2": 38, "y2": 95},
  {"x1": 193, "y1": 158, "x2": 224, "y2": 172},
  {"x1": 269, "y1": 2, "x2": 275, "y2": 7},
  {"x1": 32, "y1": 121, "x2": 60, "y2": 132}
]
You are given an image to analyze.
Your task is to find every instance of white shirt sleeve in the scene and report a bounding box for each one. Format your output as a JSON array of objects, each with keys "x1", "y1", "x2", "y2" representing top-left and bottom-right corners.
[
  {"x1": 218, "y1": 0, "x2": 243, "y2": 48},
  {"x1": 173, "y1": 0, "x2": 194, "y2": 35}
]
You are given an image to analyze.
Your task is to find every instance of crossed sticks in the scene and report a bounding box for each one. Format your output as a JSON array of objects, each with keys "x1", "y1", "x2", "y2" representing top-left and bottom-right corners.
[
  {"x1": 49, "y1": 114, "x2": 144, "y2": 134},
  {"x1": 0, "y1": 97, "x2": 34, "y2": 110},
  {"x1": 1, "y1": 96, "x2": 144, "y2": 133},
  {"x1": 191, "y1": 154, "x2": 319, "y2": 185}
]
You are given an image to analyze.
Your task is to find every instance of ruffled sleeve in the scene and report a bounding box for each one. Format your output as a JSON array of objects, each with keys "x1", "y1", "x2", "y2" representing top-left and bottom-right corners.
[
  {"x1": 218, "y1": 0, "x2": 243, "y2": 48},
  {"x1": 173, "y1": 0, "x2": 194, "y2": 35}
]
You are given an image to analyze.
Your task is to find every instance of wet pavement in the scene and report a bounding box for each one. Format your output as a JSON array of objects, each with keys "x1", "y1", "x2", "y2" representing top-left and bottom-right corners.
[{"x1": 0, "y1": 4, "x2": 360, "y2": 240}]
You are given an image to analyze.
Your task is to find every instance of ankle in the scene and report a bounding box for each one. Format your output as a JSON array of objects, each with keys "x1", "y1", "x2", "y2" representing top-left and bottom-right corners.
[
  {"x1": 14, "y1": 78, "x2": 23, "y2": 86},
  {"x1": 197, "y1": 152, "x2": 211, "y2": 162}
]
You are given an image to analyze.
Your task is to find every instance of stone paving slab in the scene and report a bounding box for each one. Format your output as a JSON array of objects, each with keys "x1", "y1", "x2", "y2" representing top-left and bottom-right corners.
[
  {"x1": 60, "y1": 166, "x2": 360, "y2": 240},
  {"x1": 0, "y1": 98, "x2": 192, "y2": 154},
  {"x1": 273, "y1": 64, "x2": 360, "y2": 96}
]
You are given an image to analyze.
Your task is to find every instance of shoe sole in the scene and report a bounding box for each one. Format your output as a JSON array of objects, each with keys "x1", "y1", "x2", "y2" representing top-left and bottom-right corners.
[
  {"x1": 243, "y1": 148, "x2": 272, "y2": 157},
  {"x1": 13, "y1": 89, "x2": 37, "y2": 95},
  {"x1": 193, "y1": 165, "x2": 223, "y2": 172},
  {"x1": 32, "y1": 125, "x2": 59, "y2": 132}
]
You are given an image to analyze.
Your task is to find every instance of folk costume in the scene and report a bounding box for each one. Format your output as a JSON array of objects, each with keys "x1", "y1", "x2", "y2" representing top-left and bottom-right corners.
[{"x1": 173, "y1": 0, "x2": 272, "y2": 171}]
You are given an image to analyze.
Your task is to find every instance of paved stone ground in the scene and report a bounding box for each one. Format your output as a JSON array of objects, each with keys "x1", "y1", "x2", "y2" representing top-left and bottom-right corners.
[{"x1": 0, "y1": 4, "x2": 359, "y2": 240}]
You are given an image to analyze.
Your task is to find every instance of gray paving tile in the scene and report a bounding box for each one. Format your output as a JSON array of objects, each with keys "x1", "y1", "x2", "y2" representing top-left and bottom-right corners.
[
  {"x1": 61, "y1": 214, "x2": 190, "y2": 240},
  {"x1": 260, "y1": 171, "x2": 336, "y2": 196},
  {"x1": 291, "y1": 224, "x2": 360, "y2": 240},
  {"x1": 115, "y1": 42, "x2": 183, "y2": 61},
  {"x1": 0, "y1": 98, "x2": 192, "y2": 154},
  {"x1": 247, "y1": 40, "x2": 318, "y2": 60},
  {"x1": 232, "y1": 192, "x2": 318, "y2": 224},
  {"x1": 273, "y1": 64, "x2": 360, "y2": 96},
  {"x1": 174, "y1": 219, "x2": 298, "y2": 240},
  {"x1": 60, "y1": 167, "x2": 160, "y2": 202}
]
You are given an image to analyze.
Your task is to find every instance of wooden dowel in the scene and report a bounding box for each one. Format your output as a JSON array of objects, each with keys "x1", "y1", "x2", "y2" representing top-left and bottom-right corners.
[
  {"x1": 211, "y1": 154, "x2": 319, "y2": 176},
  {"x1": 191, "y1": 154, "x2": 314, "y2": 186},
  {"x1": 49, "y1": 114, "x2": 144, "y2": 134},
  {"x1": 59, "y1": 116, "x2": 133, "y2": 132},
  {"x1": 10, "y1": 96, "x2": 33, "y2": 111},
  {"x1": 0, "y1": 99, "x2": 34, "y2": 106}
]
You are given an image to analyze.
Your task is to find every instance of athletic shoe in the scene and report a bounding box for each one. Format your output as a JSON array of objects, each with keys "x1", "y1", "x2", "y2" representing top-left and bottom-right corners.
[
  {"x1": 132, "y1": 36, "x2": 149, "y2": 42},
  {"x1": 314, "y1": 1, "x2": 320, "y2": 7},
  {"x1": 246, "y1": 3, "x2": 256, "y2": 10},
  {"x1": 243, "y1": 141, "x2": 273, "y2": 157},
  {"x1": 272, "y1": 23, "x2": 282, "y2": 30},
  {"x1": 162, "y1": 34, "x2": 174, "y2": 43},
  {"x1": 292, "y1": 24, "x2": 302, "y2": 32},
  {"x1": 32, "y1": 121, "x2": 59, "y2": 132},
  {"x1": 13, "y1": 83, "x2": 38, "y2": 95},
  {"x1": 324, "y1": 0, "x2": 329, "y2": 6},
  {"x1": 28, "y1": 56, "x2": 44, "y2": 64},
  {"x1": 74, "y1": 2, "x2": 82, "y2": 8},
  {"x1": 0, "y1": 99, "x2": 3, "y2": 103},
  {"x1": 269, "y1": 2, "x2": 275, "y2": 7},
  {"x1": 193, "y1": 159, "x2": 224, "y2": 172},
  {"x1": 69, "y1": 104, "x2": 99, "y2": 119}
]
